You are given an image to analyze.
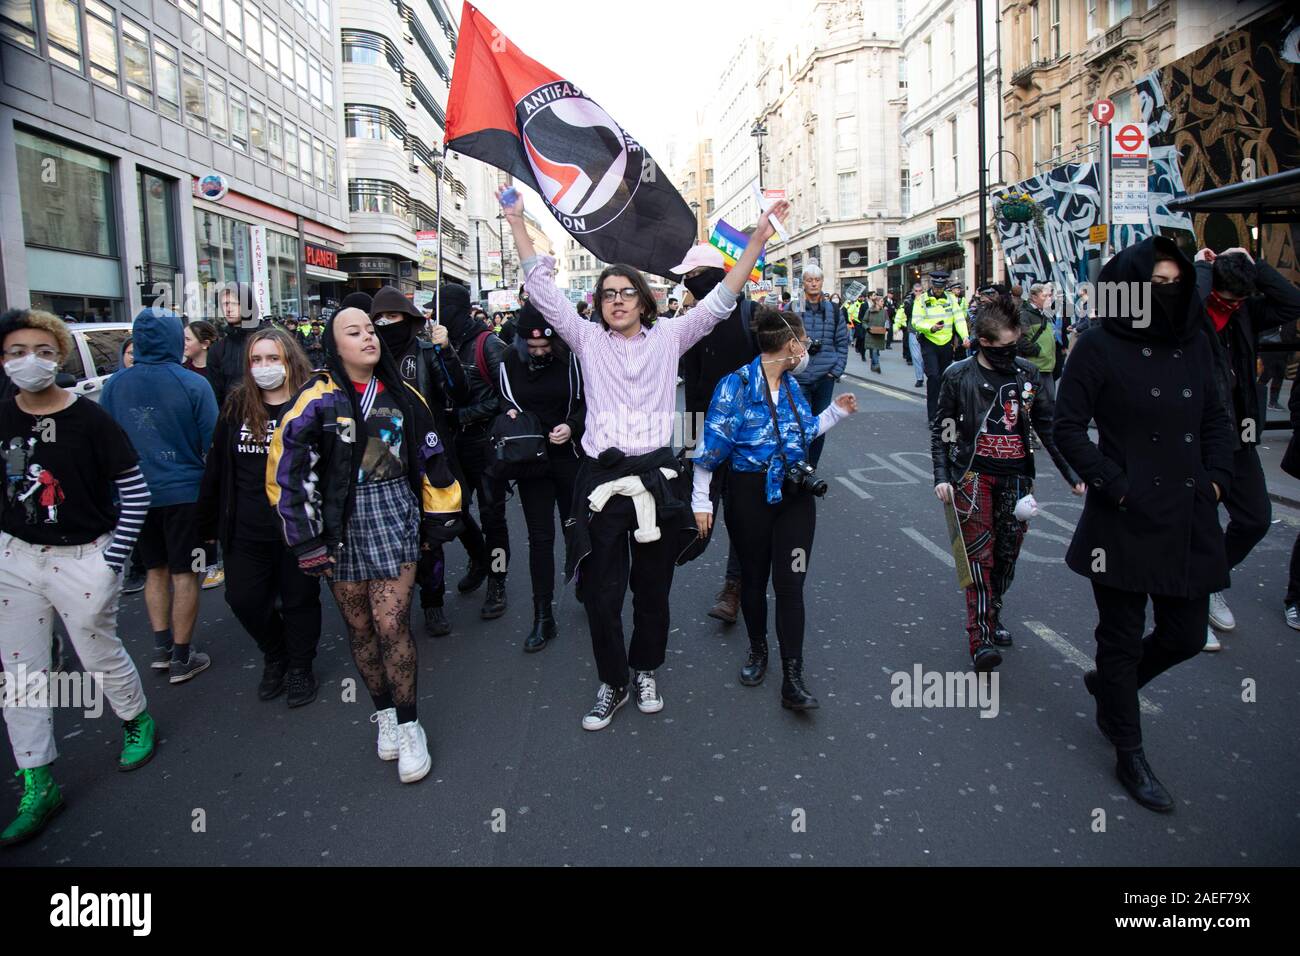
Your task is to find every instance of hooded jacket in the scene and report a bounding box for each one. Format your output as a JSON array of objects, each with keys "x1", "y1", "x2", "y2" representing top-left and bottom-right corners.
[
  {"x1": 441, "y1": 283, "x2": 507, "y2": 434},
  {"x1": 265, "y1": 311, "x2": 462, "y2": 558},
  {"x1": 1054, "y1": 237, "x2": 1234, "y2": 598},
  {"x1": 208, "y1": 288, "x2": 263, "y2": 411},
  {"x1": 101, "y1": 308, "x2": 218, "y2": 507}
]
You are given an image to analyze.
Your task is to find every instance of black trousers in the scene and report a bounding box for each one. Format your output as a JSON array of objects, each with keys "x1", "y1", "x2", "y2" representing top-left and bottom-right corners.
[
  {"x1": 418, "y1": 443, "x2": 484, "y2": 607},
  {"x1": 920, "y1": 337, "x2": 954, "y2": 421},
  {"x1": 1286, "y1": 532, "x2": 1300, "y2": 606},
  {"x1": 725, "y1": 470, "x2": 815, "y2": 659},
  {"x1": 1090, "y1": 582, "x2": 1208, "y2": 751},
  {"x1": 224, "y1": 535, "x2": 323, "y2": 671},
  {"x1": 516, "y1": 453, "x2": 581, "y2": 602},
  {"x1": 455, "y1": 432, "x2": 510, "y2": 580},
  {"x1": 1222, "y1": 444, "x2": 1271, "y2": 571},
  {"x1": 582, "y1": 495, "x2": 681, "y2": 688}
]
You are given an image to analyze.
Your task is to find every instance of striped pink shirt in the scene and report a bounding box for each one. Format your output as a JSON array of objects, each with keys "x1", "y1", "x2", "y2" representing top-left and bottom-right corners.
[{"x1": 523, "y1": 255, "x2": 739, "y2": 457}]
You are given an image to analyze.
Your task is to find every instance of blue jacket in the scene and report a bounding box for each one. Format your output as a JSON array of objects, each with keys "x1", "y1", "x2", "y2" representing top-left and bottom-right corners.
[
  {"x1": 697, "y1": 356, "x2": 823, "y2": 504},
  {"x1": 794, "y1": 296, "x2": 848, "y2": 385},
  {"x1": 101, "y1": 308, "x2": 217, "y2": 507}
]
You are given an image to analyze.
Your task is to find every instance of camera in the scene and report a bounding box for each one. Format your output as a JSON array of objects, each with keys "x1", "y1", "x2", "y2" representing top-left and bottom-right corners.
[
  {"x1": 807, "y1": 339, "x2": 823, "y2": 356},
  {"x1": 784, "y1": 460, "x2": 828, "y2": 497}
]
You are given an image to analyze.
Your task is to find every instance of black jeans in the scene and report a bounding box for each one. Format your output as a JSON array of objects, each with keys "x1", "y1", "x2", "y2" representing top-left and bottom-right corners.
[
  {"x1": 582, "y1": 494, "x2": 681, "y2": 688},
  {"x1": 725, "y1": 470, "x2": 815, "y2": 659},
  {"x1": 224, "y1": 536, "x2": 323, "y2": 671},
  {"x1": 1286, "y1": 532, "x2": 1300, "y2": 606},
  {"x1": 1090, "y1": 582, "x2": 1209, "y2": 751},
  {"x1": 516, "y1": 453, "x2": 581, "y2": 602},
  {"x1": 456, "y1": 431, "x2": 510, "y2": 580},
  {"x1": 1223, "y1": 444, "x2": 1271, "y2": 571},
  {"x1": 920, "y1": 337, "x2": 954, "y2": 421}
]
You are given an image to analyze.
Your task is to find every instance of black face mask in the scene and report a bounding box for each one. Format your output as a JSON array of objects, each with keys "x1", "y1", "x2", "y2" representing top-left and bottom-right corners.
[
  {"x1": 683, "y1": 267, "x2": 726, "y2": 302},
  {"x1": 981, "y1": 343, "x2": 1019, "y2": 373},
  {"x1": 1149, "y1": 281, "x2": 1188, "y2": 336},
  {"x1": 376, "y1": 318, "x2": 415, "y2": 352},
  {"x1": 527, "y1": 352, "x2": 555, "y2": 372}
]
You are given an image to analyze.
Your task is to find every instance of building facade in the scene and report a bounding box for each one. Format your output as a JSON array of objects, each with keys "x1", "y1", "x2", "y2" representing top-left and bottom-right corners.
[
  {"x1": 893, "y1": 0, "x2": 1004, "y2": 291},
  {"x1": 1, "y1": 0, "x2": 348, "y2": 323}
]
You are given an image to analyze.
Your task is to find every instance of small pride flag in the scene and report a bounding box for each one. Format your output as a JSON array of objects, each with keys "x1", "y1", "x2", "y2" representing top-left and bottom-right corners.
[{"x1": 708, "y1": 219, "x2": 764, "y2": 284}]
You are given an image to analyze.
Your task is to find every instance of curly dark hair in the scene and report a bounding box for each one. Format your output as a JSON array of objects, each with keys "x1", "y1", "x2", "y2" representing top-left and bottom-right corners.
[
  {"x1": 751, "y1": 304, "x2": 806, "y2": 353},
  {"x1": 973, "y1": 293, "x2": 1021, "y2": 342},
  {"x1": 1211, "y1": 252, "x2": 1257, "y2": 299}
]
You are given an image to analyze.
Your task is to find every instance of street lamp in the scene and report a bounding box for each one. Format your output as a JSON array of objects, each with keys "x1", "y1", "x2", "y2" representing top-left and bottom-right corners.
[
  {"x1": 473, "y1": 218, "x2": 483, "y2": 300},
  {"x1": 688, "y1": 200, "x2": 701, "y2": 242},
  {"x1": 750, "y1": 122, "x2": 768, "y2": 190}
]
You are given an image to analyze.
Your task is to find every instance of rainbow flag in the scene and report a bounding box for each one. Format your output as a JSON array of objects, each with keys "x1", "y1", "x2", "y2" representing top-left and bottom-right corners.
[{"x1": 708, "y1": 219, "x2": 764, "y2": 284}]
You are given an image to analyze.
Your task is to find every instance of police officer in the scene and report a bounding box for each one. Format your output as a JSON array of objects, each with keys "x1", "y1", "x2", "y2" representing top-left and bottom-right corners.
[{"x1": 909, "y1": 271, "x2": 968, "y2": 420}]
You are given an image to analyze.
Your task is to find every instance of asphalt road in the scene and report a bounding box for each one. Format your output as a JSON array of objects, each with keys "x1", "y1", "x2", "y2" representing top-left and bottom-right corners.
[{"x1": 4, "y1": 367, "x2": 1299, "y2": 866}]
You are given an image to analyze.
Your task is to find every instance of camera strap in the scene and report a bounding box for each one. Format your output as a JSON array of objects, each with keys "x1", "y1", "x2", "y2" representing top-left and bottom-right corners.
[{"x1": 762, "y1": 374, "x2": 809, "y2": 465}]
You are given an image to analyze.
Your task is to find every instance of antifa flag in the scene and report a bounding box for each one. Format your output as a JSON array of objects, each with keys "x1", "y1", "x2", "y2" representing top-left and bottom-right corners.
[{"x1": 445, "y1": 2, "x2": 697, "y2": 278}]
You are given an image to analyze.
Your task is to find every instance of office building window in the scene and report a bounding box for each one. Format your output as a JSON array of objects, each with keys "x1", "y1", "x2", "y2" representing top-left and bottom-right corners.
[
  {"x1": 262, "y1": 16, "x2": 278, "y2": 72},
  {"x1": 138, "y1": 170, "x2": 178, "y2": 282},
  {"x1": 182, "y1": 55, "x2": 206, "y2": 132},
  {"x1": 349, "y1": 179, "x2": 409, "y2": 217},
  {"x1": 268, "y1": 110, "x2": 283, "y2": 168},
  {"x1": 900, "y1": 168, "x2": 910, "y2": 217},
  {"x1": 927, "y1": 130, "x2": 935, "y2": 202},
  {"x1": 898, "y1": 56, "x2": 907, "y2": 90},
  {"x1": 1030, "y1": 1, "x2": 1040, "y2": 60},
  {"x1": 1110, "y1": 0, "x2": 1132, "y2": 24},
  {"x1": 836, "y1": 171, "x2": 858, "y2": 220},
  {"x1": 294, "y1": 40, "x2": 308, "y2": 98},
  {"x1": 223, "y1": 0, "x2": 241, "y2": 52},
  {"x1": 279, "y1": 29, "x2": 293, "y2": 87},
  {"x1": 835, "y1": 114, "x2": 857, "y2": 168},
  {"x1": 344, "y1": 104, "x2": 406, "y2": 142},
  {"x1": 230, "y1": 84, "x2": 248, "y2": 152},
  {"x1": 16, "y1": 129, "x2": 117, "y2": 256},
  {"x1": 1031, "y1": 113, "x2": 1041, "y2": 168},
  {"x1": 283, "y1": 118, "x2": 298, "y2": 176},
  {"x1": 1086, "y1": 0, "x2": 1098, "y2": 36},
  {"x1": 950, "y1": 116, "x2": 959, "y2": 192},
  {"x1": 85, "y1": 0, "x2": 120, "y2": 90},
  {"x1": 1050, "y1": 104, "x2": 1062, "y2": 160},
  {"x1": 342, "y1": 29, "x2": 404, "y2": 74},
  {"x1": 947, "y1": 17, "x2": 955, "y2": 79},
  {"x1": 122, "y1": 18, "x2": 152, "y2": 106},
  {"x1": 208, "y1": 73, "x2": 228, "y2": 143},
  {"x1": 244, "y1": 2, "x2": 260, "y2": 64},
  {"x1": 298, "y1": 127, "x2": 312, "y2": 184},
  {"x1": 177, "y1": 0, "x2": 197, "y2": 18},
  {"x1": 322, "y1": 64, "x2": 333, "y2": 108},
  {"x1": 155, "y1": 37, "x2": 180, "y2": 120},
  {"x1": 308, "y1": 54, "x2": 321, "y2": 105},
  {"x1": 324, "y1": 143, "x2": 337, "y2": 190},
  {"x1": 202, "y1": 0, "x2": 220, "y2": 36},
  {"x1": 313, "y1": 137, "x2": 326, "y2": 190},
  {"x1": 267, "y1": 230, "x2": 300, "y2": 319},
  {"x1": 1111, "y1": 90, "x2": 1133, "y2": 124},
  {"x1": 44, "y1": 0, "x2": 82, "y2": 71},
  {"x1": 835, "y1": 59, "x2": 854, "y2": 114},
  {"x1": 249, "y1": 96, "x2": 266, "y2": 160},
  {"x1": 1, "y1": 0, "x2": 38, "y2": 51},
  {"x1": 1050, "y1": 0, "x2": 1060, "y2": 57},
  {"x1": 924, "y1": 37, "x2": 932, "y2": 79}
]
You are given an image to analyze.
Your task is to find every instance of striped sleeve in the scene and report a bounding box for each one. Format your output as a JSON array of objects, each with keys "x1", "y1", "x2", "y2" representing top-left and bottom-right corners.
[
  {"x1": 104, "y1": 466, "x2": 151, "y2": 570},
  {"x1": 267, "y1": 379, "x2": 332, "y2": 552}
]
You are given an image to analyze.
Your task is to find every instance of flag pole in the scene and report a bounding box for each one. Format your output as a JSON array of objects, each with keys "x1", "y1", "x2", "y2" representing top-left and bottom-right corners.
[{"x1": 436, "y1": 145, "x2": 444, "y2": 328}]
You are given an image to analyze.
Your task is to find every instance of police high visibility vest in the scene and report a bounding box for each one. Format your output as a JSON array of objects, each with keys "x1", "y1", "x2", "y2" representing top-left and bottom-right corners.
[
  {"x1": 909, "y1": 293, "x2": 968, "y2": 346},
  {"x1": 845, "y1": 300, "x2": 863, "y2": 327}
]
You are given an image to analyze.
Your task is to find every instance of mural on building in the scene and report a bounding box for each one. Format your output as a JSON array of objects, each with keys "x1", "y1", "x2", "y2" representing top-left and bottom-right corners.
[{"x1": 997, "y1": 9, "x2": 1300, "y2": 295}]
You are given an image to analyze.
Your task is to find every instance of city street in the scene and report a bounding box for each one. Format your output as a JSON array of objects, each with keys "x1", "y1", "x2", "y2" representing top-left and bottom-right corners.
[{"x1": 6, "y1": 347, "x2": 1298, "y2": 867}]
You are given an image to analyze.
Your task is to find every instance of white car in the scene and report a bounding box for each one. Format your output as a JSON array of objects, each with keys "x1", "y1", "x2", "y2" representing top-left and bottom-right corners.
[{"x1": 61, "y1": 323, "x2": 134, "y2": 402}]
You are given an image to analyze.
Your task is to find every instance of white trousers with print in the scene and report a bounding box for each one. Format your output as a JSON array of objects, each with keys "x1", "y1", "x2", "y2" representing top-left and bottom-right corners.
[{"x1": 0, "y1": 532, "x2": 147, "y2": 769}]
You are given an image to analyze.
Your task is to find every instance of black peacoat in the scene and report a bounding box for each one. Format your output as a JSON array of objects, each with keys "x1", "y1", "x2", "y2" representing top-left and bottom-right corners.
[{"x1": 1054, "y1": 237, "x2": 1235, "y2": 598}]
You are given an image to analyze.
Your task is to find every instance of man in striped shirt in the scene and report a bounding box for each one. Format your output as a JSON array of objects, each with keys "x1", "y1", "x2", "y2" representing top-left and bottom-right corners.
[{"x1": 501, "y1": 184, "x2": 787, "y2": 730}]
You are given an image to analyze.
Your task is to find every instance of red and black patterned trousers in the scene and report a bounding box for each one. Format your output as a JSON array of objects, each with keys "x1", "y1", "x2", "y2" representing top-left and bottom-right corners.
[{"x1": 955, "y1": 470, "x2": 1030, "y2": 655}]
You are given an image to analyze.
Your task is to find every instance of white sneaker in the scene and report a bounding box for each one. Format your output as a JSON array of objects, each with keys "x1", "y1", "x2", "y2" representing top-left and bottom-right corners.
[
  {"x1": 1286, "y1": 605, "x2": 1300, "y2": 631},
  {"x1": 1202, "y1": 626, "x2": 1221, "y2": 653},
  {"x1": 397, "y1": 720, "x2": 432, "y2": 783},
  {"x1": 634, "y1": 670, "x2": 664, "y2": 714},
  {"x1": 371, "y1": 708, "x2": 399, "y2": 760},
  {"x1": 1208, "y1": 591, "x2": 1235, "y2": 631}
]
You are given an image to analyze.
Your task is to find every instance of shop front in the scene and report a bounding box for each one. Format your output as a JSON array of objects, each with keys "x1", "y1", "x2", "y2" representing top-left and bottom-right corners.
[
  {"x1": 867, "y1": 219, "x2": 965, "y2": 290},
  {"x1": 339, "y1": 255, "x2": 416, "y2": 298},
  {"x1": 303, "y1": 242, "x2": 349, "y2": 320}
]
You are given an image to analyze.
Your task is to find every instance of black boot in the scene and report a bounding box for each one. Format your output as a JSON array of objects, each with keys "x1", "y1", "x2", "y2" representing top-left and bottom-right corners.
[
  {"x1": 481, "y1": 578, "x2": 507, "y2": 620},
  {"x1": 523, "y1": 597, "x2": 557, "y2": 653},
  {"x1": 780, "y1": 658, "x2": 819, "y2": 710},
  {"x1": 423, "y1": 606, "x2": 451, "y2": 638},
  {"x1": 1115, "y1": 747, "x2": 1175, "y2": 813},
  {"x1": 258, "y1": 659, "x2": 287, "y2": 701},
  {"x1": 457, "y1": 559, "x2": 487, "y2": 594},
  {"x1": 739, "y1": 637, "x2": 768, "y2": 686},
  {"x1": 284, "y1": 668, "x2": 318, "y2": 708}
]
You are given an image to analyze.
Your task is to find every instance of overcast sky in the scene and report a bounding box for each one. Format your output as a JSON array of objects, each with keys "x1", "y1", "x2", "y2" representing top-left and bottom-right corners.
[{"x1": 460, "y1": 0, "x2": 791, "y2": 257}]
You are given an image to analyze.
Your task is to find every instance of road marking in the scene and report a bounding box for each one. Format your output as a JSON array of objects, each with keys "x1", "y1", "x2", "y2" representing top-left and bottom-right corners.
[
  {"x1": 844, "y1": 374, "x2": 926, "y2": 405},
  {"x1": 1023, "y1": 620, "x2": 1162, "y2": 715},
  {"x1": 835, "y1": 476, "x2": 874, "y2": 499},
  {"x1": 902, "y1": 527, "x2": 954, "y2": 567}
]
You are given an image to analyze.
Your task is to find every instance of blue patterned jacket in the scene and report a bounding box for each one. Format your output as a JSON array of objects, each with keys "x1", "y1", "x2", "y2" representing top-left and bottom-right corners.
[{"x1": 696, "y1": 356, "x2": 822, "y2": 505}]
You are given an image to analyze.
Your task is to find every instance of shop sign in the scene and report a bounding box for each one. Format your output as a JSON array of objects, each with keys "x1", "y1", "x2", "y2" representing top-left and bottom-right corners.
[
  {"x1": 193, "y1": 173, "x2": 229, "y2": 201},
  {"x1": 344, "y1": 257, "x2": 397, "y2": 274},
  {"x1": 304, "y1": 242, "x2": 339, "y2": 271},
  {"x1": 249, "y1": 225, "x2": 270, "y2": 319},
  {"x1": 903, "y1": 217, "x2": 962, "y2": 255}
]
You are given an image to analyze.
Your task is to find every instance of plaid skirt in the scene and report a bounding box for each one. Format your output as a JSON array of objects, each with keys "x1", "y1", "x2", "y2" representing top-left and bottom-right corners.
[{"x1": 335, "y1": 477, "x2": 420, "y2": 582}]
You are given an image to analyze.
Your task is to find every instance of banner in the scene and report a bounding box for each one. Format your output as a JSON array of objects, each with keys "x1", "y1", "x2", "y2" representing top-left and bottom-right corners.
[
  {"x1": 416, "y1": 230, "x2": 439, "y2": 282},
  {"x1": 248, "y1": 225, "x2": 270, "y2": 319},
  {"x1": 445, "y1": 2, "x2": 696, "y2": 277},
  {"x1": 708, "y1": 219, "x2": 764, "y2": 283},
  {"x1": 488, "y1": 289, "x2": 521, "y2": 313}
]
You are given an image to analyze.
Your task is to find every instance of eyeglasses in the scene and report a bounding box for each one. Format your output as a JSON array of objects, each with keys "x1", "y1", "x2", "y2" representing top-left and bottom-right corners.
[
  {"x1": 4, "y1": 346, "x2": 59, "y2": 362},
  {"x1": 600, "y1": 288, "x2": 639, "y2": 303}
]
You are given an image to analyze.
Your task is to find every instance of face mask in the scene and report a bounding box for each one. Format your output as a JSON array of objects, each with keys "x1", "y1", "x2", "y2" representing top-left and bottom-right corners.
[
  {"x1": 251, "y1": 364, "x2": 287, "y2": 390},
  {"x1": 981, "y1": 343, "x2": 1019, "y2": 373},
  {"x1": 1206, "y1": 290, "x2": 1242, "y2": 332},
  {"x1": 527, "y1": 352, "x2": 554, "y2": 371},
  {"x1": 376, "y1": 319, "x2": 415, "y2": 351},
  {"x1": 683, "y1": 267, "x2": 725, "y2": 302},
  {"x1": 373, "y1": 315, "x2": 403, "y2": 327},
  {"x1": 792, "y1": 350, "x2": 810, "y2": 376},
  {"x1": 4, "y1": 354, "x2": 59, "y2": 392}
]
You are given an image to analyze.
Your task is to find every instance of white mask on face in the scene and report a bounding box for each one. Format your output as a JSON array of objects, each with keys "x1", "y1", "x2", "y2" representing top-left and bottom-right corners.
[
  {"x1": 4, "y1": 354, "x2": 59, "y2": 392},
  {"x1": 792, "y1": 350, "x2": 810, "y2": 376},
  {"x1": 251, "y1": 364, "x2": 287, "y2": 390}
]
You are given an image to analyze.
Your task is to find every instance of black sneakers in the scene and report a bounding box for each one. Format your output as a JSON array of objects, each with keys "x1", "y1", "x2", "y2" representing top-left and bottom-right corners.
[
  {"x1": 457, "y1": 560, "x2": 487, "y2": 594},
  {"x1": 481, "y1": 579, "x2": 507, "y2": 620},
  {"x1": 284, "y1": 669, "x2": 318, "y2": 709},
  {"x1": 423, "y1": 606, "x2": 451, "y2": 638},
  {"x1": 972, "y1": 644, "x2": 1002, "y2": 672},
  {"x1": 992, "y1": 623, "x2": 1014, "y2": 647},
  {"x1": 258, "y1": 659, "x2": 287, "y2": 700},
  {"x1": 581, "y1": 683, "x2": 629, "y2": 731}
]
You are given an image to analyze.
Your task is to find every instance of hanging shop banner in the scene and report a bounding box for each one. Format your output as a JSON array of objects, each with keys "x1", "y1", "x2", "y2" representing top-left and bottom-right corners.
[{"x1": 416, "y1": 230, "x2": 439, "y2": 282}]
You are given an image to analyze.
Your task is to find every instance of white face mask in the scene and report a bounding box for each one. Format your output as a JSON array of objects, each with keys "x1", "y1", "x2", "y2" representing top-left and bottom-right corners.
[
  {"x1": 251, "y1": 364, "x2": 287, "y2": 390},
  {"x1": 792, "y1": 350, "x2": 810, "y2": 376},
  {"x1": 4, "y1": 354, "x2": 59, "y2": 392}
]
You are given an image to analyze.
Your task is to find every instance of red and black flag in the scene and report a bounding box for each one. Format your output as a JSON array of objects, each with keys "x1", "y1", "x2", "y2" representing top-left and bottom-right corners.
[{"x1": 445, "y1": 2, "x2": 696, "y2": 277}]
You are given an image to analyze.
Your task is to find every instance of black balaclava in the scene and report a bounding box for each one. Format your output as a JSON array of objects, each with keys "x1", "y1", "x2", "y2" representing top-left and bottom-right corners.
[
  {"x1": 683, "y1": 267, "x2": 726, "y2": 302},
  {"x1": 439, "y1": 283, "x2": 476, "y2": 349}
]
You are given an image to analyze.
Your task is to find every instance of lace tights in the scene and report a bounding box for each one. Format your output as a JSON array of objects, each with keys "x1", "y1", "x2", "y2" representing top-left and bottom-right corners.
[{"x1": 330, "y1": 564, "x2": 418, "y2": 715}]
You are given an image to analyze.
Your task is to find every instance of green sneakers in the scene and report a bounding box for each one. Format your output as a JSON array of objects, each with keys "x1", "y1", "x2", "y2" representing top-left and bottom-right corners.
[
  {"x1": 0, "y1": 766, "x2": 64, "y2": 847},
  {"x1": 119, "y1": 711, "x2": 157, "y2": 772}
]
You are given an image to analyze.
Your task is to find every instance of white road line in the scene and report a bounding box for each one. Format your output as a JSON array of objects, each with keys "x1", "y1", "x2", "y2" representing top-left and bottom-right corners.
[
  {"x1": 902, "y1": 526, "x2": 954, "y2": 568},
  {"x1": 834, "y1": 476, "x2": 874, "y2": 499},
  {"x1": 1023, "y1": 620, "x2": 1162, "y2": 715},
  {"x1": 844, "y1": 374, "x2": 926, "y2": 405}
]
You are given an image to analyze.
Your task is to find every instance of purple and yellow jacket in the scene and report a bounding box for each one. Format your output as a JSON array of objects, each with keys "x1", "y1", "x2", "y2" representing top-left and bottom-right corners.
[{"x1": 266, "y1": 371, "x2": 462, "y2": 558}]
